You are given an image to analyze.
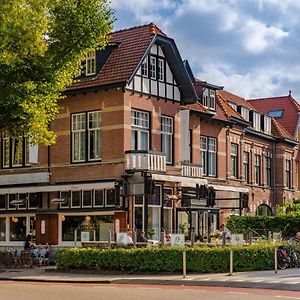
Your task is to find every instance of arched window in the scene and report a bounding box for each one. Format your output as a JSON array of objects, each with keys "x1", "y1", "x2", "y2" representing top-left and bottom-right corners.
[{"x1": 256, "y1": 204, "x2": 272, "y2": 216}]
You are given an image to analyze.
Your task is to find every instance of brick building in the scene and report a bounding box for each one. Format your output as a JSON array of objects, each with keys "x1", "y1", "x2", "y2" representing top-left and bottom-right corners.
[{"x1": 0, "y1": 23, "x2": 298, "y2": 247}]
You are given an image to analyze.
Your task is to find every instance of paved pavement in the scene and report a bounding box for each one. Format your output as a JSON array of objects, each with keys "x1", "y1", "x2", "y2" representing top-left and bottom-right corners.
[{"x1": 0, "y1": 267, "x2": 300, "y2": 291}]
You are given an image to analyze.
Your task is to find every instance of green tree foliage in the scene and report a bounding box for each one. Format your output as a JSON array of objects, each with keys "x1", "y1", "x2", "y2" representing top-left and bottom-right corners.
[{"x1": 0, "y1": 0, "x2": 114, "y2": 144}]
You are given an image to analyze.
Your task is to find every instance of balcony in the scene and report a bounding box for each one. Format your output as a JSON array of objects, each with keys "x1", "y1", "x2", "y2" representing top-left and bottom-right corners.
[
  {"x1": 181, "y1": 162, "x2": 203, "y2": 178},
  {"x1": 125, "y1": 150, "x2": 166, "y2": 173}
]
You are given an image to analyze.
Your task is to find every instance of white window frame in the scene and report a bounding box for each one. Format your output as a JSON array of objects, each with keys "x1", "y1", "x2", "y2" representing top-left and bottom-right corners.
[
  {"x1": 8, "y1": 194, "x2": 17, "y2": 211},
  {"x1": 265, "y1": 157, "x2": 272, "y2": 187},
  {"x1": 131, "y1": 110, "x2": 150, "y2": 151},
  {"x1": 200, "y1": 136, "x2": 207, "y2": 176},
  {"x1": 241, "y1": 107, "x2": 249, "y2": 121},
  {"x1": 94, "y1": 189, "x2": 105, "y2": 207},
  {"x1": 264, "y1": 116, "x2": 272, "y2": 135},
  {"x1": 59, "y1": 191, "x2": 71, "y2": 209},
  {"x1": 253, "y1": 112, "x2": 261, "y2": 132},
  {"x1": 208, "y1": 138, "x2": 216, "y2": 176},
  {"x1": 202, "y1": 89, "x2": 208, "y2": 107},
  {"x1": 285, "y1": 160, "x2": 292, "y2": 188},
  {"x1": 254, "y1": 154, "x2": 261, "y2": 185},
  {"x1": 12, "y1": 137, "x2": 23, "y2": 167},
  {"x1": 141, "y1": 58, "x2": 148, "y2": 77},
  {"x1": 229, "y1": 102, "x2": 237, "y2": 111},
  {"x1": 243, "y1": 152, "x2": 250, "y2": 183},
  {"x1": 161, "y1": 116, "x2": 173, "y2": 164},
  {"x1": 72, "y1": 113, "x2": 86, "y2": 162},
  {"x1": 209, "y1": 89, "x2": 216, "y2": 110},
  {"x1": 150, "y1": 56, "x2": 156, "y2": 79},
  {"x1": 28, "y1": 193, "x2": 40, "y2": 210},
  {"x1": 88, "y1": 111, "x2": 101, "y2": 161},
  {"x1": 105, "y1": 189, "x2": 115, "y2": 207},
  {"x1": 71, "y1": 191, "x2": 81, "y2": 208},
  {"x1": 231, "y1": 143, "x2": 238, "y2": 178},
  {"x1": 2, "y1": 133, "x2": 10, "y2": 168},
  {"x1": 82, "y1": 190, "x2": 93, "y2": 208},
  {"x1": 86, "y1": 51, "x2": 96, "y2": 76},
  {"x1": 158, "y1": 58, "x2": 164, "y2": 81}
]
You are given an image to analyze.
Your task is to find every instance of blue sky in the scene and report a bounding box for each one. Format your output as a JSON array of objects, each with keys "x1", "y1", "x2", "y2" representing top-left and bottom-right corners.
[{"x1": 110, "y1": 0, "x2": 300, "y2": 100}]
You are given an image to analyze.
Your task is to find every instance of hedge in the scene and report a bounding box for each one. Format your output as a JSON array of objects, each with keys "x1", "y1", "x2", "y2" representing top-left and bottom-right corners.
[
  {"x1": 227, "y1": 215, "x2": 300, "y2": 238},
  {"x1": 56, "y1": 244, "x2": 276, "y2": 273}
]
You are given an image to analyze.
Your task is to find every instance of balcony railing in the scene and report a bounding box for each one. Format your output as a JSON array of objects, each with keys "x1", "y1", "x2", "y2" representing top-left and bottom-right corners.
[
  {"x1": 181, "y1": 162, "x2": 203, "y2": 178},
  {"x1": 125, "y1": 150, "x2": 166, "y2": 173}
]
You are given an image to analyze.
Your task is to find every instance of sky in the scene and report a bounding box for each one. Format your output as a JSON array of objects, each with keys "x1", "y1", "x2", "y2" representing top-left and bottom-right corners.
[{"x1": 110, "y1": 0, "x2": 300, "y2": 100}]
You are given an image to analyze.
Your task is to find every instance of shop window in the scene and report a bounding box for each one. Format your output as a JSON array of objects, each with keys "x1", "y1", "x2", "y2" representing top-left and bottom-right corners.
[
  {"x1": 0, "y1": 195, "x2": 6, "y2": 210},
  {"x1": 0, "y1": 218, "x2": 5, "y2": 241},
  {"x1": 8, "y1": 194, "x2": 17, "y2": 210},
  {"x1": 28, "y1": 193, "x2": 41, "y2": 209},
  {"x1": 59, "y1": 191, "x2": 71, "y2": 209},
  {"x1": 10, "y1": 216, "x2": 26, "y2": 241}
]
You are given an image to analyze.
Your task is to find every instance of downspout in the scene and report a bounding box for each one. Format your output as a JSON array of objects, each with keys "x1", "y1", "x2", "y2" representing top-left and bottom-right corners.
[{"x1": 272, "y1": 140, "x2": 276, "y2": 214}]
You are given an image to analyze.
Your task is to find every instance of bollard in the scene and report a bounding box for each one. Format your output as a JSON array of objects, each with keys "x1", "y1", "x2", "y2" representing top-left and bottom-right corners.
[
  {"x1": 274, "y1": 247, "x2": 278, "y2": 274},
  {"x1": 183, "y1": 250, "x2": 186, "y2": 278},
  {"x1": 229, "y1": 249, "x2": 233, "y2": 275}
]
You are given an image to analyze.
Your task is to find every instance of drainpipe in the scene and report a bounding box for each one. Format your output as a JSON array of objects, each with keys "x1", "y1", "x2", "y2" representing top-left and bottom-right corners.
[{"x1": 272, "y1": 141, "x2": 276, "y2": 214}]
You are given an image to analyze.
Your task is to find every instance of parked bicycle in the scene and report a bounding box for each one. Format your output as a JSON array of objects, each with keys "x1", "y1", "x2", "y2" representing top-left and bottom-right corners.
[{"x1": 277, "y1": 244, "x2": 300, "y2": 270}]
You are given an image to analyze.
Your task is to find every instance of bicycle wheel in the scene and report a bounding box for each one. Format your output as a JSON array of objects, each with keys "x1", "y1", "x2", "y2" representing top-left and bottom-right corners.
[
  {"x1": 277, "y1": 254, "x2": 288, "y2": 270},
  {"x1": 291, "y1": 250, "x2": 299, "y2": 268}
]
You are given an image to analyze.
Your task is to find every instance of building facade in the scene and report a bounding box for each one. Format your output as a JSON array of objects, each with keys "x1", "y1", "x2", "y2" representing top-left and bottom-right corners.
[{"x1": 0, "y1": 23, "x2": 298, "y2": 247}]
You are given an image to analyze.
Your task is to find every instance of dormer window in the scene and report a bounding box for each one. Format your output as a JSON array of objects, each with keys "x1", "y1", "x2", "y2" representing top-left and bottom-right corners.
[
  {"x1": 241, "y1": 107, "x2": 249, "y2": 121},
  {"x1": 264, "y1": 116, "x2": 272, "y2": 135},
  {"x1": 229, "y1": 102, "x2": 237, "y2": 111},
  {"x1": 141, "y1": 58, "x2": 148, "y2": 77},
  {"x1": 252, "y1": 112, "x2": 261, "y2": 131},
  {"x1": 202, "y1": 89, "x2": 216, "y2": 110},
  {"x1": 86, "y1": 51, "x2": 96, "y2": 76}
]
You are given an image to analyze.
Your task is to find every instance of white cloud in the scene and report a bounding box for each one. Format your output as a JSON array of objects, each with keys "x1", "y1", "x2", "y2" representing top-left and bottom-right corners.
[{"x1": 241, "y1": 20, "x2": 288, "y2": 54}]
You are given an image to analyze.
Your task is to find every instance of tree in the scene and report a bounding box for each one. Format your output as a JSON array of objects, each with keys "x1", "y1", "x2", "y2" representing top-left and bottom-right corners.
[{"x1": 0, "y1": 0, "x2": 114, "y2": 145}]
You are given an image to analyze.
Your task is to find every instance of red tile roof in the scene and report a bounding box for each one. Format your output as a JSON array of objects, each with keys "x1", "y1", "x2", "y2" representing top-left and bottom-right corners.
[
  {"x1": 216, "y1": 91, "x2": 245, "y2": 121},
  {"x1": 272, "y1": 118, "x2": 294, "y2": 140},
  {"x1": 249, "y1": 94, "x2": 300, "y2": 137},
  {"x1": 185, "y1": 102, "x2": 208, "y2": 114},
  {"x1": 218, "y1": 90, "x2": 255, "y2": 110},
  {"x1": 69, "y1": 23, "x2": 164, "y2": 90}
]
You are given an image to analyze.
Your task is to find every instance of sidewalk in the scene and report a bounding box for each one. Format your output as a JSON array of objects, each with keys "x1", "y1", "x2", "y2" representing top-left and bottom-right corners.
[{"x1": 0, "y1": 267, "x2": 300, "y2": 291}]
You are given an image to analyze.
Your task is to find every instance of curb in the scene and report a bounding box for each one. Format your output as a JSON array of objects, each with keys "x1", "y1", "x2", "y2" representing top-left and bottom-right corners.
[{"x1": 0, "y1": 276, "x2": 300, "y2": 291}]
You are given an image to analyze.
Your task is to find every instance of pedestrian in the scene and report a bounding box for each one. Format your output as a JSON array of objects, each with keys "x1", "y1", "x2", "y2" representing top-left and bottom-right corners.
[
  {"x1": 137, "y1": 231, "x2": 148, "y2": 243},
  {"x1": 220, "y1": 224, "x2": 231, "y2": 240}
]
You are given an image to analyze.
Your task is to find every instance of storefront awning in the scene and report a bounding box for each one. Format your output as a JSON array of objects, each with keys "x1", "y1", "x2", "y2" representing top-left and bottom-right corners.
[
  {"x1": 0, "y1": 181, "x2": 116, "y2": 195},
  {"x1": 210, "y1": 184, "x2": 248, "y2": 193},
  {"x1": 152, "y1": 174, "x2": 208, "y2": 187}
]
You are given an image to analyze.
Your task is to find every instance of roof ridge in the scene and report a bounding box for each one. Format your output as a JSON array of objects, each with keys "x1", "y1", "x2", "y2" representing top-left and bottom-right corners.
[
  {"x1": 112, "y1": 22, "x2": 166, "y2": 36},
  {"x1": 248, "y1": 95, "x2": 289, "y2": 101}
]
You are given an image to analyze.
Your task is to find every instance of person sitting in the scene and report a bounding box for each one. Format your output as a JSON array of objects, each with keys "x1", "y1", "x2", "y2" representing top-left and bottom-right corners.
[
  {"x1": 126, "y1": 231, "x2": 134, "y2": 244},
  {"x1": 220, "y1": 224, "x2": 231, "y2": 240},
  {"x1": 294, "y1": 232, "x2": 300, "y2": 242},
  {"x1": 165, "y1": 234, "x2": 172, "y2": 244},
  {"x1": 137, "y1": 231, "x2": 148, "y2": 243}
]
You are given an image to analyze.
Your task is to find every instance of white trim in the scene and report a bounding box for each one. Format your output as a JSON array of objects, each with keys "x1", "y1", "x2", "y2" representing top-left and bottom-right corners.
[
  {"x1": 0, "y1": 181, "x2": 115, "y2": 195},
  {"x1": 152, "y1": 174, "x2": 207, "y2": 187}
]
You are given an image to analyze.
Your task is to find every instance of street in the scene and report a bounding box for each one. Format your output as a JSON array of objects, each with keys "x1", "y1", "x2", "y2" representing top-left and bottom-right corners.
[{"x1": 1, "y1": 282, "x2": 300, "y2": 300}]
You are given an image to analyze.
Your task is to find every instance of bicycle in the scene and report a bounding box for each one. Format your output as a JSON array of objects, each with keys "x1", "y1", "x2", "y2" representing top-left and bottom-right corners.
[{"x1": 277, "y1": 245, "x2": 300, "y2": 270}]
